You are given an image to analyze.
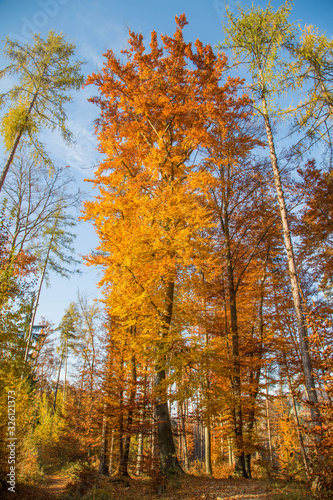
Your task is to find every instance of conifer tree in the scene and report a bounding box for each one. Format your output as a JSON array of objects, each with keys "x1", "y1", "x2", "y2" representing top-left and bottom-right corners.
[{"x1": 0, "y1": 31, "x2": 84, "y2": 191}]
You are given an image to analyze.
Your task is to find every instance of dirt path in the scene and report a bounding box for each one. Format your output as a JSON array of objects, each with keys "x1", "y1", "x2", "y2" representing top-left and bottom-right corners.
[
  {"x1": 1, "y1": 473, "x2": 70, "y2": 499},
  {"x1": 3, "y1": 473, "x2": 297, "y2": 499},
  {"x1": 42, "y1": 474, "x2": 70, "y2": 497}
]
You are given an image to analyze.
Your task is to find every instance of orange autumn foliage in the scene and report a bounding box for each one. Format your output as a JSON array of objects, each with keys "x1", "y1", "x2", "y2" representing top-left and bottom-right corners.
[
  {"x1": 83, "y1": 14, "x2": 261, "y2": 476},
  {"x1": 83, "y1": 13, "x2": 254, "y2": 341}
]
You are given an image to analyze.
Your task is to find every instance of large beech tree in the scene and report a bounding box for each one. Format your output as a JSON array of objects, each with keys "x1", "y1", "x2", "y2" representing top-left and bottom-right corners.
[{"x1": 84, "y1": 15, "x2": 252, "y2": 477}]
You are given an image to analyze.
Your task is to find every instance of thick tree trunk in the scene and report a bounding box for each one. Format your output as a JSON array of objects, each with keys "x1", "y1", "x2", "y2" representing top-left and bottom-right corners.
[
  {"x1": 155, "y1": 368, "x2": 182, "y2": 475},
  {"x1": 119, "y1": 352, "x2": 137, "y2": 477},
  {"x1": 119, "y1": 436, "x2": 131, "y2": 477},
  {"x1": 154, "y1": 281, "x2": 183, "y2": 476},
  {"x1": 245, "y1": 454, "x2": 252, "y2": 479},
  {"x1": 225, "y1": 230, "x2": 247, "y2": 478},
  {"x1": 261, "y1": 97, "x2": 319, "y2": 422}
]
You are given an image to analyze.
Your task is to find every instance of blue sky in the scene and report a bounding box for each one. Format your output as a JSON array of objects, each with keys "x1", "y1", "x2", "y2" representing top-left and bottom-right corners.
[{"x1": 1, "y1": 0, "x2": 333, "y2": 327}]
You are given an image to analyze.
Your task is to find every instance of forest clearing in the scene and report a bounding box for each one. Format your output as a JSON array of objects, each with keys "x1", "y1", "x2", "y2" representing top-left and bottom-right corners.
[{"x1": 0, "y1": 1, "x2": 333, "y2": 499}]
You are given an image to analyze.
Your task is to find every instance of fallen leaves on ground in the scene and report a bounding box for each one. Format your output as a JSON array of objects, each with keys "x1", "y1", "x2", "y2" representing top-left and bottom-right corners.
[{"x1": 95, "y1": 474, "x2": 274, "y2": 500}]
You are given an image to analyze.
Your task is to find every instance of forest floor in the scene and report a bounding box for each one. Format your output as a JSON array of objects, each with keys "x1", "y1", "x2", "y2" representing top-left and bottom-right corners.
[
  {"x1": 1, "y1": 471, "x2": 310, "y2": 499},
  {"x1": 1, "y1": 473, "x2": 69, "y2": 499}
]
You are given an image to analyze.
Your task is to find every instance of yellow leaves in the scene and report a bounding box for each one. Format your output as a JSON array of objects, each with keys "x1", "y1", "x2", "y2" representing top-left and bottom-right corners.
[
  {"x1": 0, "y1": 102, "x2": 37, "y2": 150},
  {"x1": 83, "y1": 17, "x2": 263, "y2": 422}
]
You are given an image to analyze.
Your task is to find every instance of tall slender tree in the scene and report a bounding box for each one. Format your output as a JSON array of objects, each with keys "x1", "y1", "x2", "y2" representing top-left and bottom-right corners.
[
  {"x1": 0, "y1": 31, "x2": 84, "y2": 191},
  {"x1": 53, "y1": 303, "x2": 77, "y2": 413},
  {"x1": 22, "y1": 207, "x2": 81, "y2": 376},
  {"x1": 221, "y1": 0, "x2": 320, "y2": 420}
]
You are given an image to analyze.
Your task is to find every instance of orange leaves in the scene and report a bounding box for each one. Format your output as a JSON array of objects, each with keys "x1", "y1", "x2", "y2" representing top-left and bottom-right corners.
[
  {"x1": 83, "y1": 16, "x2": 260, "y2": 407},
  {"x1": 295, "y1": 159, "x2": 333, "y2": 290},
  {"x1": 13, "y1": 250, "x2": 37, "y2": 277}
]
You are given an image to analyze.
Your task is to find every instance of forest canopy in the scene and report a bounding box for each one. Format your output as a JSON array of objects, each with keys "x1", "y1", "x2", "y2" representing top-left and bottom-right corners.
[{"x1": 0, "y1": 3, "x2": 333, "y2": 499}]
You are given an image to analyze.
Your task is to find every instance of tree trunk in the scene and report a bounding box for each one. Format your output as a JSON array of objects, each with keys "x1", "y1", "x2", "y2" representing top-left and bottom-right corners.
[
  {"x1": 283, "y1": 352, "x2": 310, "y2": 478},
  {"x1": 150, "y1": 417, "x2": 155, "y2": 472},
  {"x1": 99, "y1": 403, "x2": 109, "y2": 475},
  {"x1": 213, "y1": 176, "x2": 248, "y2": 478},
  {"x1": 119, "y1": 351, "x2": 137, "y2": 477},
  {"x1": 225, "y1": 229, "x2": 247, "y2": 478},
  {"x1": 118, "y1": 356, "x2": 125, "y2": 474},
  {"x1": 245, "y1": 255, "x2": 268, "y2": 479},
  {"x1": 228, "y1": 437, "x2": 233, "y2": 465},
  {"x1": 154, "y1": 281, "x2": 183, "y2": 476},
  {"x1": 136, "y1": 425, "x2": 144, "y2": 476},
  {"x1": 63, "y1": 337, "x2": 68, "y2": 402},
  {"x1": 155, "y1": 367, "x2": 182, "y2": 475},
  {"x1": 245, "y1": 454, "x2": 252, "y2": 479},
  {"x1": 53, "y1": 352, "x2": 63, "y2": 414},
  {"x1": 203, "y1": 325, "x2": 212, "y2": 475},
  {"x1": 109, "y1": 430, "x2": 115, "y2": 475},
  {"x1": 205, "y1": 423, "x2": 212, "y2": 475},
  {"x1": 136, "y1": 367, "x2": 148, "y2": 476},
  {"x1": 181, "y1": 402, "x2": 189, "y2": 471},
  {"x1": 265, "y1": 367, "x2": 273, "y2": 463},
  {"x1": 261, "y1": 96, "x2": 319, "y2": 422}
]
